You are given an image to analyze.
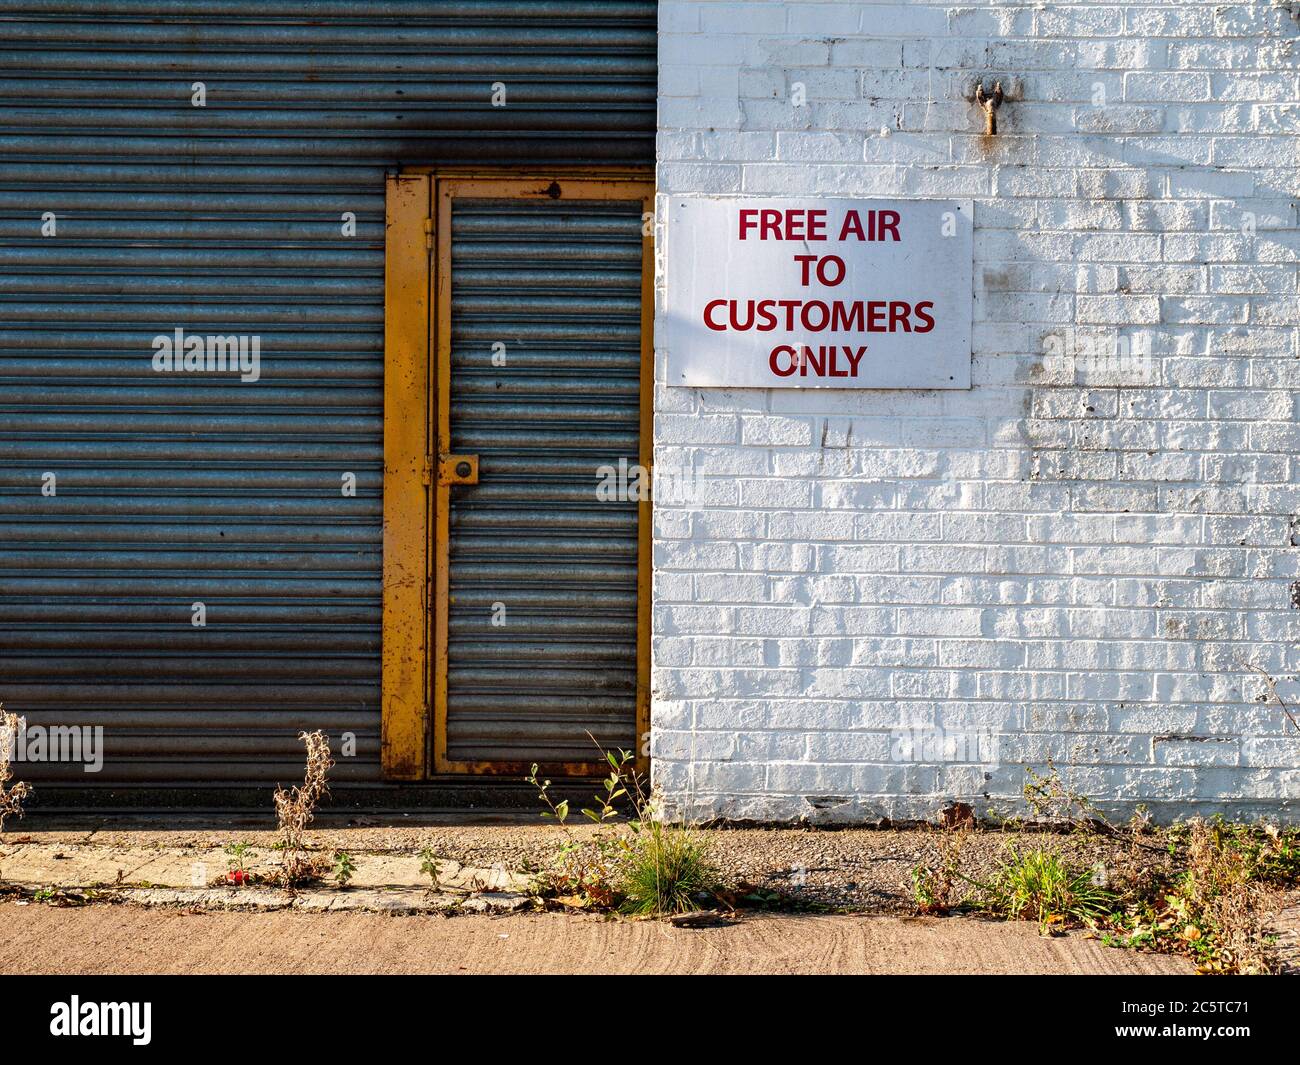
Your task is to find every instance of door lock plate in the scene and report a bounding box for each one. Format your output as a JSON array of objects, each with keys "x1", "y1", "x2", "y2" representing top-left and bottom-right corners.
[{"x1": 438, "y1": 454, "x2": 479, "y2": 486}]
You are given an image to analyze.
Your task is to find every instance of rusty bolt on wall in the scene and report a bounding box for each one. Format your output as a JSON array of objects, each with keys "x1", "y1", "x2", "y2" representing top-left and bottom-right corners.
[{"x1": 974, "y1": 80, "x2": 1004, "y2": 135}]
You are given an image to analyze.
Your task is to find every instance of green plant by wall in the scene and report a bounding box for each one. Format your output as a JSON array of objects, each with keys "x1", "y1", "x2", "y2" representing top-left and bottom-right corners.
[{"x1": 527, "y1": 740, "x2": 721, "y2": 917}]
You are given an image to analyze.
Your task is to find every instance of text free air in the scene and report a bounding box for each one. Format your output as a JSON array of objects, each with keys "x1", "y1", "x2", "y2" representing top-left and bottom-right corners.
[{"x1": 705, "y1": 207, "x2": 935, "y2": 379}]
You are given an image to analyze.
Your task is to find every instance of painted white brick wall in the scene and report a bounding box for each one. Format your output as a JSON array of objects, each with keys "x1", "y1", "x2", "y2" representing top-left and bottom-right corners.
[{"x1": 652, "y1": 0, "x2": 1300, "y2": 823}]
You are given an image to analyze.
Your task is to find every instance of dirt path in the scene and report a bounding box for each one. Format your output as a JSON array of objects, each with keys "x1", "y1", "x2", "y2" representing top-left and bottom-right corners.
[{"x1": 0, "y1": 902, "x2": 1190, "y2": 975}]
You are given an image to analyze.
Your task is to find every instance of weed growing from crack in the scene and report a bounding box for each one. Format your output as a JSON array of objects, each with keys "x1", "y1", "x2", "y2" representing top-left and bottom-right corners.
[
  {"x1": 333, "y1": 851, "x2": 356, "y2": 888},
  {"x1": 988, "y1": 757, "x2": 1108, "y2": 832},
  {"x1": 223, "y1": 841, "x2": 255, "y2": 885},
  {"x1": 618, "y1": 813, "x2": 717, "y2": 917},
  {"x1": 1101, "y1": 818, "x2": 1298, "y2": 974},
  {"x1": 526, "y1": 748, "x2": 631, "y2": 909},
  {"x1": 0, "y1": 708, "x2": 31, "y2": 834},
  {"x1": 527, "y1": 739, "x2": 721, "y2": 917},
  {"x1": 273, "y1": 730, "x2": 333, "y2": 888},
  {"x1": 911, "y1": 823, "x2": 971, "y2": 916},
  {"x1": 968, "y1": 845, "x2": 1116, "y2": 935},
  {"x1": 418, "y1": 847, "x2": 440, "y2": 889}
]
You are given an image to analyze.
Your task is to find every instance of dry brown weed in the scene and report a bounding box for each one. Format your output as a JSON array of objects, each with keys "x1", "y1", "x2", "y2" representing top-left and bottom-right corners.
[
  {"x1": 273, "y1": 730, "x2": 333, "y2": 887},
  {"x1": 0, "y1": 708, "x2": 31, "y2": 833}
]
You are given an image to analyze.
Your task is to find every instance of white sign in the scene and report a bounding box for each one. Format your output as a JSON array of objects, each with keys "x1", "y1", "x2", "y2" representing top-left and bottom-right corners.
[{"x1": 664, "y1": 197, "x2": 972, "y2": 389}]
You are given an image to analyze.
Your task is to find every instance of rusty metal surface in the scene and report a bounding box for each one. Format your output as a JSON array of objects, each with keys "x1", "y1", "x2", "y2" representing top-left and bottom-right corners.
[
  {"x1": 444, "y1": 197, "x2": 643, "y2": 766},
  {"x1": 0, "y1": 3, "x2": 654, "y2": 790},
  {"x1": 380, "y1": 172, "x2": 430, "y2": 781},
  {"x1": 0, "y1": 3, "x2": 656, "y2": 163}
]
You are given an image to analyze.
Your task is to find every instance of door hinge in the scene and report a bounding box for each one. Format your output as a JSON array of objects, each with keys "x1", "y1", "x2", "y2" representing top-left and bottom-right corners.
[
  {"x1": 420, "y1": 458, "x2": 432, "y2": 486},
  {"x1": 423, "y1": 217, "x2": 433, "y2": 251}
]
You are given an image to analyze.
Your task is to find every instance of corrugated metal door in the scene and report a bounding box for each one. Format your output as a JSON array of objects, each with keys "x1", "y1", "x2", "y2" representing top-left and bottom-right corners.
[
  {"x1": 0, "y1": 3, "x2": 654, "y2": 798},
  {"x1": 433, "y1": 178, "x2": 651, "y2": 774}
]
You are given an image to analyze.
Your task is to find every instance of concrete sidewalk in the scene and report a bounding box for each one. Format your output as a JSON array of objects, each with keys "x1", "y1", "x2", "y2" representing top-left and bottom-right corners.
[{"x1": 0, "y1": 903, "x2": 1193, "y2": 976}]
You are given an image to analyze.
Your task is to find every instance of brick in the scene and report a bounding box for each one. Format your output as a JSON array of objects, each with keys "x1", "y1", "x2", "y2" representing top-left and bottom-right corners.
[{"x1": 651, "y1": 0, "x2": 1300, "y2": 824}]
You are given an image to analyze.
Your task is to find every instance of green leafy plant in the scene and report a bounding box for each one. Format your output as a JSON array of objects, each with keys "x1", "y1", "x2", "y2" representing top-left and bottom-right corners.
[
  {"x1": 418, "y1": 847, "x2": 440, "y2": 889},
  {"x1": 525, "y1": 764, "x2": 570, "y2": 827},
  {"x1": 525, "y1": 763, "x2": 620, "y2": 908},
  {"x1": 223, "y1": 841, "x2": 255, "y2": 885},
  {"x1": 333, "y1": 851, "x2": 356, "y2": 888},
  {"x1": 583, "y1": 748, "x2": 633, "y2": 825}
]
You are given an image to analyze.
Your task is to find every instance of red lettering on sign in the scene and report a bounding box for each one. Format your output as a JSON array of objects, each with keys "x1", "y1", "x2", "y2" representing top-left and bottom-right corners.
[
  {"x1": 769, "y1": 345, "x2": 798, "y2": 376},
  {"x1": 835, "y1": 209, "x2": 900, "y2": 242},
  {"x1": 739, "y1": 209, "x2": 830, "y2": 240},
  {"x1": 703, "y1": 299, "x2": 727, "y2": 331},
  {"x1": 701, "y1": 299, "x2": 936, "y2": 333},
  {"x1": 768, "y1": 345, "x2": 868, "y2": 379}
]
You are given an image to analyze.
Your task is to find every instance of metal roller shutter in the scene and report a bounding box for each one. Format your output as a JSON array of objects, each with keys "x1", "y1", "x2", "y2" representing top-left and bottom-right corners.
[
  {"x1": 444, "y1": 197, "x2": 644, "y2": 768},
  {"x1": 0, "y1": 2, "x2": 654, "y2": 795}
]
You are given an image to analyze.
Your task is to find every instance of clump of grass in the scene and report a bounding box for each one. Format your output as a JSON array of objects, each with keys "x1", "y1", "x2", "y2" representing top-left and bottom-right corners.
[
  {"x1": 973, "y1": 844, "x2": 1115, "y2": 934},
  {"x1": 0, "y1": 709, "x2": 31, "y2": 833},
  {"x1": 273, "y1": 730, "x2": 333, "y2": 887},
  {"x1": 618, "y1": 811, "x2": 718, "y2": 917}
]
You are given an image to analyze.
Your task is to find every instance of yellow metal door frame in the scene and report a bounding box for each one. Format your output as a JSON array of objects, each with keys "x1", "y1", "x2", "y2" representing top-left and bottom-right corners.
[
  {"x1": 382, "y1": 171, "x2": 653, "y2": 780},
  {"x1": 381, "y1": 173, "x2": 431, "y2": 780}
]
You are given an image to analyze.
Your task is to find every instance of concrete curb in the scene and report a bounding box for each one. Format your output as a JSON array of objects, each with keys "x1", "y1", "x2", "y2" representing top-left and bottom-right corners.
[{"x1": 0, "y1": 841, "x2": 538, "y2": 915}]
